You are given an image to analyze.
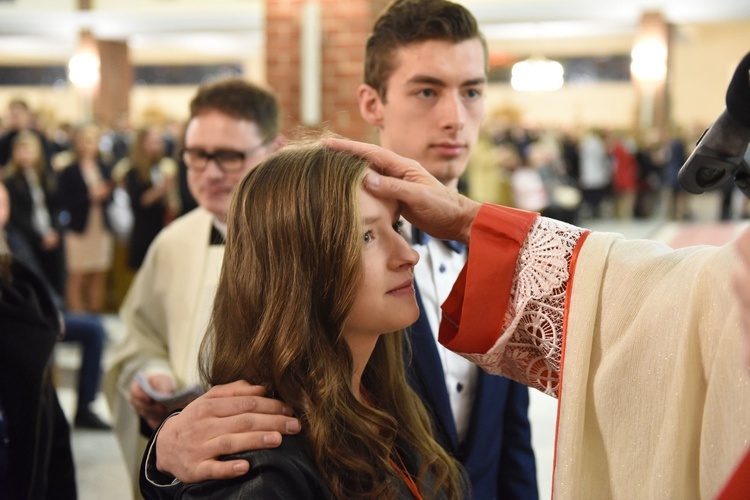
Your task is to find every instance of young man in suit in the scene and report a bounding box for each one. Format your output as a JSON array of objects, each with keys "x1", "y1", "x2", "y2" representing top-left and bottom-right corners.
[{"x1": 146, "y1": 2, "x2": 538, "y2": 498}]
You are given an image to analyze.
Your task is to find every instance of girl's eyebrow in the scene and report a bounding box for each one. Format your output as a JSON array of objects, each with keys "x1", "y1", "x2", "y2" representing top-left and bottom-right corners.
[{"x1": 362, "y1": 214, "x2": 381, "y2": 225}]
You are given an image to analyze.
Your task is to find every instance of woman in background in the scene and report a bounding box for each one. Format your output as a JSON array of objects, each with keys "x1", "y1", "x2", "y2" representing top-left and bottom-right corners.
[
  {"x1": 2, "y1": 130, "x2": 65, "y2": 296},
  {"x1": 142, "y1": 143, "x2": 464, "y2": 499},
  {"x1": 57, "y1": 124, "x2": 113, "y2": 313},
  {"x1": 122, "y1": 126, "x2": 179, "y2": 270}
]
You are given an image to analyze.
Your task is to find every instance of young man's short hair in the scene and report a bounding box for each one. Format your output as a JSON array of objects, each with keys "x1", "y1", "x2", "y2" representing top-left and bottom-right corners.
[
  {"x1": 189, "y1": 77, "x2": 279, "y2": 144},
  {"x1": 364, "y1": 0, "x2": 487, "y2": 101}
]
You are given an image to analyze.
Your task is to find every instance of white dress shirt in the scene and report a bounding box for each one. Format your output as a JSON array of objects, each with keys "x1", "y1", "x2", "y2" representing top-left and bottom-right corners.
[{"x1": 405, "y1": 221, "x2": 477, "y2": 444}]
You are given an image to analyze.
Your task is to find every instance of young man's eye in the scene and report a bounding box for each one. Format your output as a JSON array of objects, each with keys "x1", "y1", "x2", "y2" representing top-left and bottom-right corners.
[
  {"x1": 418, "y1": 88, "x2": 436, "y2": 98},
  {"x1": 363, "y1": 230, "x2": 373, "y2": 243},
  {"x1": 392, "y1": 219, "x2": 404, "y2": 235},
  {"x1": 465, "y1": 88, "x2": 482, "y2": 99},
  {"x1": 216, "y1": 151, "x2": 245, "y2": 162}
]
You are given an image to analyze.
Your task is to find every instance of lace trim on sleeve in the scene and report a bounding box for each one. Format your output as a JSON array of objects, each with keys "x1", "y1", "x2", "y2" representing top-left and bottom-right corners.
[{"x1": 461, "y1": 217, "x2": 587, "y2": 397}]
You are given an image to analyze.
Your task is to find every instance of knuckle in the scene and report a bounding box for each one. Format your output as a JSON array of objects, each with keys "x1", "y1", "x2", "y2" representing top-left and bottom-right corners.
[{"x1": 236, "y1": 413, "x2": 257, "y2": 432}]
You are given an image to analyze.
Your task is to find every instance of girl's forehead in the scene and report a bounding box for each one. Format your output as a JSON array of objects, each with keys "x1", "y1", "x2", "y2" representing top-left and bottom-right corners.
[{"x1": 358, "y1": 182, "x2": 399, "y2": 219}]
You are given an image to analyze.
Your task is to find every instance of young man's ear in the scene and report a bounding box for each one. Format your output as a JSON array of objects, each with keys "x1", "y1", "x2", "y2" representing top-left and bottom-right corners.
[
  {"x1": 357, "y1": 84, "x2": 385, "y2": 128},
  {"x1": 268, "y1": 134, "x2": 286, "y2": 154}
]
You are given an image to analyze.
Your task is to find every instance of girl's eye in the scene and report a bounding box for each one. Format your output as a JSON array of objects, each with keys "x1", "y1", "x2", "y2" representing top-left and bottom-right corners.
[
  {"x1": 364, "y1": 230, "x2": 373, "y2": 243},
  {"x1": 393, "y1": 219, "x2": 404, "y2": 235}
]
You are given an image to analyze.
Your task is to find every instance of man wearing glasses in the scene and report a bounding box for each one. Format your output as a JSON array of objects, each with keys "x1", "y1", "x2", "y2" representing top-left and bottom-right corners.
[{"x1": 104, "y1": 78, "x2": 282, "y2": 495}]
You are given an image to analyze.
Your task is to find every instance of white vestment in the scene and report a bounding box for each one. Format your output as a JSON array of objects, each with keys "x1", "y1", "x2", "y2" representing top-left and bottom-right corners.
[
  {"x1": 104, "y1": 208, "x2": 224, "y2": 496},
  {"x1": 440, "y1": 205, "x2": 750, "y2": 498}
]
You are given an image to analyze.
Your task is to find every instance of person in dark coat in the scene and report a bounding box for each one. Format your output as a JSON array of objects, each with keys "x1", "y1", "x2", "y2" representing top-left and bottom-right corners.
[
  {"x1": 3, "y1": 130, "x2": 66, "y2": 296},
  {"x1": 121, "y1": 126, "x2": 179, "y2": 270},
  {"x1": 0, "y1": 185, "x2": 77, "y2": 500}
]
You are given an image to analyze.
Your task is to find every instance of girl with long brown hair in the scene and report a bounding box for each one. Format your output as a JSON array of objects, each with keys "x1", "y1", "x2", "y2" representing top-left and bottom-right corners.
[
  {"x1": 121, "y1": 126, "x2": 179, "y2": 270},
  {"x1": 165, "y1": 143, "x2": 465, "y2": 499}
]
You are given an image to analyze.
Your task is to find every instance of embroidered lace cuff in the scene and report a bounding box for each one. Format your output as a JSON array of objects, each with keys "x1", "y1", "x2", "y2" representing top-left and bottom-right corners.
[{"x1": 461, "y1": 216, "x2": 587, "y2": 397}]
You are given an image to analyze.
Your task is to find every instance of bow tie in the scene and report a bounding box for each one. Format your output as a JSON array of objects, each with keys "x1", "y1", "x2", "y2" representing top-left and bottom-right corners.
[{"x1": 411, "y1": 226, "x2": 465, "y2": 254}]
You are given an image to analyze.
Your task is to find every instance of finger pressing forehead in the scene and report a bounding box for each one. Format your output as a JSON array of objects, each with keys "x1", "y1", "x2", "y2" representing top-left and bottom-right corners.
[{"x1": 324, "y1": 138, "x2": 419, "y2": 179}]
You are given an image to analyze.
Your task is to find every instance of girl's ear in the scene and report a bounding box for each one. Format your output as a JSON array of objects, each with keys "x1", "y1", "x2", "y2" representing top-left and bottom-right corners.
[{"x1": 358, "y1": 84, "x2": 385, "y2": 128}]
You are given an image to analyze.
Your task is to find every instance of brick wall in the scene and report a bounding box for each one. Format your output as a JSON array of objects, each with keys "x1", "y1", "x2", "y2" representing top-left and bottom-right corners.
[{"x1": 266, "y1": 0, "x2": 389, "y2": 142}]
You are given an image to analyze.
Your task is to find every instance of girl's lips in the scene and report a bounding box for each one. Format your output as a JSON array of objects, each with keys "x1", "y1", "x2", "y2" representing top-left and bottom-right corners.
[{"x1": 387, "y1": 280, "x2": 415, "y2": 296}]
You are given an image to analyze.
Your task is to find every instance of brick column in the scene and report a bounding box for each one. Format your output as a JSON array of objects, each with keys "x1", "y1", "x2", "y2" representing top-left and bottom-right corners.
[
  {"x1": 93, "y1": 40, "x2": 132, "y2": 127},
  {"x1": 266, "y1": 0, "x2": 389, "y2": 142}
]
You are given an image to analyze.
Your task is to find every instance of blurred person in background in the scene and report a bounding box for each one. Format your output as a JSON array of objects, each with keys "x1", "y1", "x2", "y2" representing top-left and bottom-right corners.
[
  {"x1": 465, "y1": 126, "x2": 513, "y2": 205},
  {"x1": 503, "y1": 144, "x2": 549, "y2": 213},
  {"x1": 100, "y1": 114, "x2": 134, "y2": 167},
  {"x1": 578, "y1": 129, "x2": 612, "y2": 219},
  {"x1": 608, "y1": 130, "x2": 638, "y2": 220},
  {"x1": 663, "y1": 127, "x2": 692, "y2": 221},
  {"x1": 120, "y1": 126, "x2": 180, "y2": 270},
  {"x1": 0, "y1": 99, "x2": 54, "y2": 173},
  {"x1": 633, "y1": 129, "x2": 665, "y2": 219},
  {"x1": 2, "y1": 130, "x2": 66, "y2": 296},
  {"x1": 57, "y1": 124, "x2": 114, "y2": 313},
  {"x1": 528, "y1": 137, "x2": 580, "y2": 224}
]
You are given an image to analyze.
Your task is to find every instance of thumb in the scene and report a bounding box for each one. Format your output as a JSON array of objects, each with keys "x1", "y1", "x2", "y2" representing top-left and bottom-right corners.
[{"x1": 364, "y1": 171, "x2": 413, "y2": 201}]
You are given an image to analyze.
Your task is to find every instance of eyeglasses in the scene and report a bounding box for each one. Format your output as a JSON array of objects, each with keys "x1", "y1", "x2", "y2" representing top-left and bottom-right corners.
[{"x1": 181, "y1": 143, "x2": 266, "y2": 173}]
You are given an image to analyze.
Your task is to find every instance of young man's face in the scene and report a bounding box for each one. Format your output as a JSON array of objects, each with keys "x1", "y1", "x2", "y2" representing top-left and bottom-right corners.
[
  {"x1": 184, "y1": 109, "x2": 274, "y2": 222},
  {"x1": 358, "y1": 38, "x2": 486, "y2": 189}
]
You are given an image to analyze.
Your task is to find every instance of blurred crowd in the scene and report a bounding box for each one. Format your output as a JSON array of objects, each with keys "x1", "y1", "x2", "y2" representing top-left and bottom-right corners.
[
  {"x1": 4, "y1": 98, "x2": 750, "y2": 324},
  {"x1": 5, "y1": 97, "x2": 749, "y2": 322},
  {"x1": 464, "y1": 115, "x2": 750, "y2": 225},
  {"x1": 0, "y1": 98, "x2": 195, "y2": 314},
  {"x1": 0, "y1": 98, "x2": 196, "y2": 436}
]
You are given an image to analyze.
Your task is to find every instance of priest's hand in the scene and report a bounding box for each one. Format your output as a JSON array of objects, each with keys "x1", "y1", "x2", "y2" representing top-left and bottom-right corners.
[{"x1": 325, "y1": 138, "x2": 481, "y2": 245}]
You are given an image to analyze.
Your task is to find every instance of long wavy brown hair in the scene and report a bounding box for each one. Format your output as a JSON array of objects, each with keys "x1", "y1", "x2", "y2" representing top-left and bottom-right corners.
[{"x1": 199, "y1": 142, "x2": 463, "y2": 499}]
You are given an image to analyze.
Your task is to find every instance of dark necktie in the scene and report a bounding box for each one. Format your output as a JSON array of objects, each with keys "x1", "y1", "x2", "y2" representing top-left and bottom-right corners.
[
  {"x1": 411, "y1": 226, "x2": 465, "y2": 254},
  {"x1": 209, "y1": 226, "x2": 226, "y2": 245}
]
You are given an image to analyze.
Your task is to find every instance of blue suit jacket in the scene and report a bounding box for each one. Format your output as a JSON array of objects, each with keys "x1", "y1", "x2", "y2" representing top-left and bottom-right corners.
[{"x1": 405, "y1": 284, "x2": 538, "y2": 500}]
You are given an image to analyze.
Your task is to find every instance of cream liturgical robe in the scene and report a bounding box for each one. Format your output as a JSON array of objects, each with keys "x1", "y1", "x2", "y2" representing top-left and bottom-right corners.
[
  {"x1": 104, "y1": 208, "x2": 224, "y2": 494},
  {"x1": 439, "y1": 204, "x2": 750, "y2": 499}
]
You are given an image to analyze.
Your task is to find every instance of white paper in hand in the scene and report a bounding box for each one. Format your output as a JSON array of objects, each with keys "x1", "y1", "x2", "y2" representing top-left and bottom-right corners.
[{"x1": 135, "y1": 372, "x2": 205, "y2": 407}]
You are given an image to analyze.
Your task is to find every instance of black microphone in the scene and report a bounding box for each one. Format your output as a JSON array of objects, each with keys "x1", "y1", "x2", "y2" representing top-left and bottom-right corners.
[{"x1": 678, "y1": 51, "x2": 750, "y2": 196}]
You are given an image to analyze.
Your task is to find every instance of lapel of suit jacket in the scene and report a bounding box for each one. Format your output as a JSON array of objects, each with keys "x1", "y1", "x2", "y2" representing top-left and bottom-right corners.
[{"x1": 405, "y1": 280, "x2": 460, "y2": 451}]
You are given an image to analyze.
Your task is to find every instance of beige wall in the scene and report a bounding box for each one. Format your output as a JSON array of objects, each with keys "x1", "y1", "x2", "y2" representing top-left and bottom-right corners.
[
  {"x1": 0, "y1": 85, "x2": 194, "y2": 130},
  {"x1": 485, "y1": 82, "x2": 636, "y2": 131},
  {"x1": 0, "y1": 50, "x2": 265, "y2": 130},
  {"x1": 670, "y1": 21, "x2": 750, "y2": 131},
  {"x1": 482, "y1": 20, "x2": 750, "y2": 133}
]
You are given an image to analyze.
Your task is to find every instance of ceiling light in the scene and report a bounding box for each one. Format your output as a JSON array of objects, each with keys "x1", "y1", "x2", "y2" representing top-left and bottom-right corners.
[{"x1": 511, "y1": 56, "x2": 564, "y2": 92}]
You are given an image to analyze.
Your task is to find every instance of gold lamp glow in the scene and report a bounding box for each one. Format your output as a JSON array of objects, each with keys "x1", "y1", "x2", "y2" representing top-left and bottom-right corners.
[
  {"x1": 511, "y1": 57, "x2": 564, "y2": 92},
  {"x1": 68, "y1": 51, "x2": 100, "y2": 89},
  {"x1": 630, "y1": 39, "x2": 667, "y2": 83}
]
